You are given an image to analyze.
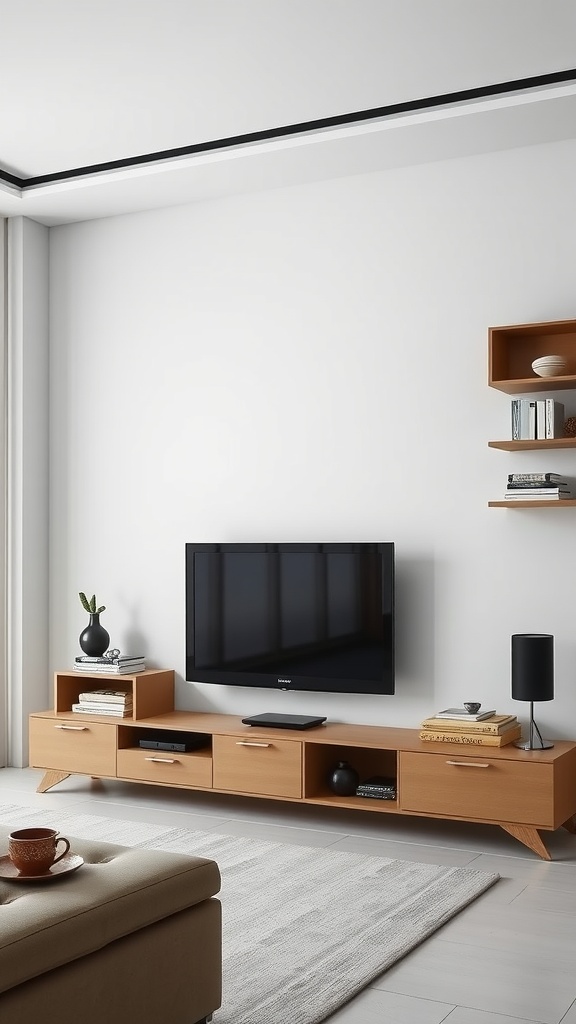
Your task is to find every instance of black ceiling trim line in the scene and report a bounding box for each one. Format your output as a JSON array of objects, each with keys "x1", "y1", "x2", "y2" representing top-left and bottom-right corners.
[
  {"x1": 2, "y1": 67, "x2": 576, "y2": 190},
  {"x1": 0, "y1": 169, "x2": 22, "y2": 187}
]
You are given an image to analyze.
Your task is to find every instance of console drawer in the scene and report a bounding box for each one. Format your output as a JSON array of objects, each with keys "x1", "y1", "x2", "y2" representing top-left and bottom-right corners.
[
  {"x1": 213, "y1": 734, "x2": 302, "y2": 798},
  {"x1": 117, "y1": 748, "x2": 212, "y2": 788},
  {"x1": 29, "y1": 716, "x2": 116, "y2": 777},
  {"x1": 399, "y1": 750, "x2": 553, "y2": 826}
]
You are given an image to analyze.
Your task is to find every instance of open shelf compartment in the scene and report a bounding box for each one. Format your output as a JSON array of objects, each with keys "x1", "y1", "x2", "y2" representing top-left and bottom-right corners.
[
  {"x1": 489, "y1": 319, "x2": 576, "y2": 394},
  {"x1": 54, "y1": 673, "x2": 134, "y2": 717},
  {"x1": 53, "y1": 669, "x2": 174, "y2": 719},
  {"x1": 303, "y1": 742, "x2": 398, "y2": 811},
  {"x1": 116, "y1": 724, "x2": 213, "y2": 788},
  {"x1": 117, "y1": 723, "x2": 212, "y2": 754}
]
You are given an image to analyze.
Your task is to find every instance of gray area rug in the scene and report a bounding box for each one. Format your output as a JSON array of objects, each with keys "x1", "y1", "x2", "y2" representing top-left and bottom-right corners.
[{"x1": 0, "y1": 804, "x2": 498, "y2": 1024}]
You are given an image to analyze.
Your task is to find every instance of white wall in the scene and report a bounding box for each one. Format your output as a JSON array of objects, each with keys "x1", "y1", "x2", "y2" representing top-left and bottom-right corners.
[{"x1": 48, "y1": 139, "x2": 576, "y2": 739}]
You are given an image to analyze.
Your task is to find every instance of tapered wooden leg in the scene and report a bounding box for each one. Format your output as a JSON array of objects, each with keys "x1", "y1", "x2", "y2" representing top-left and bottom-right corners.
[
  {"x1": 561, "y1": 814, "x2": 576, "y2": 834},
  {"x1": 500, "y1": 823, "x2": 551, "y2": 860},
  {"x1": 36, "y1": 770, "x2": 71, "y2": 793}
]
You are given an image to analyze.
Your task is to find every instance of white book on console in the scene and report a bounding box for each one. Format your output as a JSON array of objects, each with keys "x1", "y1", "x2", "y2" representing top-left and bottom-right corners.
[
  {"x1": 75, "y1": 655, "x2": 145, "y2": 665},
  {"x1": 435, "y1": 708, "x2": 496, "y2": 721},
  {"x1": 73, "y1": 662, "x2": 145, "y2": 674},
  {"x1": 71, "y1": 703, "x2": 131, "y2": 716},
  {"x1": 78, "y1": 689, "x2": 132, "y2": 702}
]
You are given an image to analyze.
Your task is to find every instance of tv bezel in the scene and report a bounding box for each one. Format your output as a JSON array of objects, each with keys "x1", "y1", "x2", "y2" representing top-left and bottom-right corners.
[{"x1": 185, "y1": 542, "x2": 395, "y2": 696}]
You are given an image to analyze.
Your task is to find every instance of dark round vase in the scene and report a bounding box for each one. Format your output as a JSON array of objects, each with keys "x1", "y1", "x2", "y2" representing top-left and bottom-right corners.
[
  {"x1": 79, "y1": 613, "x2": 110, "y2": 657},
  {"x1": 328, "y1": 761, "x2": 359, "y2": 796}
]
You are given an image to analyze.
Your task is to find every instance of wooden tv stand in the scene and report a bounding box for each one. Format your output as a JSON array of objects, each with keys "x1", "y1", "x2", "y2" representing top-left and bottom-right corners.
[{"x1": 29, "y1": 670, "x2": 576, "y2": 861}]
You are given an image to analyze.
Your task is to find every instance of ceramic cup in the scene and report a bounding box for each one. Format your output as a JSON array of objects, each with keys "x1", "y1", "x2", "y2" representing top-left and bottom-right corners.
[{"x1": 8, "y1": 827, "x2": 71, "y2": 876}]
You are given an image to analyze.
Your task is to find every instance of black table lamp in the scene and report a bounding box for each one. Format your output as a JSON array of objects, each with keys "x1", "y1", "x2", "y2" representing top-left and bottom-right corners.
[{"x1": 511, "y1": 633, "x2": 554, "y2": 750}]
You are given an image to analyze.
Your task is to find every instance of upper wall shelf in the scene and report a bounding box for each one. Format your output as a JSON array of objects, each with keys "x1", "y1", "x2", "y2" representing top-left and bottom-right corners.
[
  {"x1": 489, "y1": 319, "x2": 576, "y2": 394},
  {"x1": 488, "y1": 438, "x2": 576, "y2": 451}
]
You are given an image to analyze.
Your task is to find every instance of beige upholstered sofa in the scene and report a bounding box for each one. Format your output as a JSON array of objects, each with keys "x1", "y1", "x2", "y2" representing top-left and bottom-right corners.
[{"x1": 0, "y1": 828, "x2": 222, "y2": 1024}]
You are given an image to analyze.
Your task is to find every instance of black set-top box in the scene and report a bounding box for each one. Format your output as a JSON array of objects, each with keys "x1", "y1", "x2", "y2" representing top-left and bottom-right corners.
[{"x1": 138, "y1": 732, "x2": 210, "y2": 753}]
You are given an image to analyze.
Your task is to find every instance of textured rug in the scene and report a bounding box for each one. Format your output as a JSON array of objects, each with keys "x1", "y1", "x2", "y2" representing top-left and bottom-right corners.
[{"x1": 0, "y1": 804, "x2": 498, "y2": 1024}]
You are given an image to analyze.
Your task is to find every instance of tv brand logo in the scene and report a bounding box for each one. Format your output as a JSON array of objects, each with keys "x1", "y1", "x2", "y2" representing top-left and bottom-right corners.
[{"x1": 278, "y1": 678, "x2": 292, "y2": 685}]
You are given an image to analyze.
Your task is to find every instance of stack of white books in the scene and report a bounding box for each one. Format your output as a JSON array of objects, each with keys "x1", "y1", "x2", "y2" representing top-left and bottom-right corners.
[
  {"x1": 73, "y1": 654, "x2": 146, "y2": 674},
  {"x1": 71, "y1": 689, "x2": 133, "y2": 717},
  {"x1": 504, "y1": 472, "x2": 572, "y2": 501}
]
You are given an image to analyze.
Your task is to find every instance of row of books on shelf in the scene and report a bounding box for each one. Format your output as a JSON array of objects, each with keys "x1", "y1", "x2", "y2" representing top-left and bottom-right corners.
[
  {"x1": 510, "y1": 399, "x2": 564, "y2": 440},
  {"x1": 420, "y1": 708, "x2": 520, "y2": 746},
  {"x1": 71, "y1": 689, "x2": 133, "y2": 717},
  {"x1": 502, "y1": 472, "x2": 572, "y2": 501},
  {"x1": 73, "y1": 655, "x2": 146, "y2": 675}
]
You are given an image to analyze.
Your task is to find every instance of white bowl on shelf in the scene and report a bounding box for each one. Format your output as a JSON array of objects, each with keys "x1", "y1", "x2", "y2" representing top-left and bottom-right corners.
[{"x1": 531, "y1": 354, "x2": 568, "y2": 377}]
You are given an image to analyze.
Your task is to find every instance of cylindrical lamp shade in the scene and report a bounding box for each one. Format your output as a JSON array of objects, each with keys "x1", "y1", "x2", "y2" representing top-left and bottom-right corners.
[{"x1": 511, "y1": 634, "x2": 554, "y2": 702}]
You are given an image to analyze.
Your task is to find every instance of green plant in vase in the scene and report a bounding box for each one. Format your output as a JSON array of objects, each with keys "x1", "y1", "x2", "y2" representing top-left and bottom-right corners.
[
  {"x1": 78, "y1": 592, "x2": 110, "y2": 657},
  {"x1": 79, "y1": 592, "x2": 106, "y2": 616}
]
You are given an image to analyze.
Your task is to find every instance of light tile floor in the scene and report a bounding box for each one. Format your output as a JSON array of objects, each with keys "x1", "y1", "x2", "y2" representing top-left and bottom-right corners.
[{"x1": 2, "y1": 767, "x2": 576, "y2": 1024}]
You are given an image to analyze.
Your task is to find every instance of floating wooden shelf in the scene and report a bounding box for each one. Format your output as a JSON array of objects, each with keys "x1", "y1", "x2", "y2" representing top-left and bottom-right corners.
[
  {"x1": 488, "y1": 438, "x2": 576, "y2": 451},
  {"x1": 490, "y1": 375, "x2": 576, "y2": 395},
  {"x1": 489, "y1": 500, "x2": 576, "y2": 508},
  {"x1": 489, "y1": 318, "x2": 576, "y2": 394}
]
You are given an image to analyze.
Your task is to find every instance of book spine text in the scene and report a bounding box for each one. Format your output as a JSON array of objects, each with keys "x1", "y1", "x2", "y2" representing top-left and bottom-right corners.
[{"x1": 419, "y1": 728, "x2": 520, "y2": 745}]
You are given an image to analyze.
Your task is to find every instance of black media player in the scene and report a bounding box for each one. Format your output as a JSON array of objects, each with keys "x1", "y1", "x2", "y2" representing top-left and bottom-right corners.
[
  {"x1": 241, "y1": 713, "x2": 327, "y2": 730},
  {"x1": 138, "y1": 732, "x2": 209, "y2": 753}
]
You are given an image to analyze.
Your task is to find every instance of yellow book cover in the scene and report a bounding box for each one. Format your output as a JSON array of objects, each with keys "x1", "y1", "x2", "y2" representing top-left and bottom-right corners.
[
  {"x1": 418, "y1": 725, "x2": 522, "y2": 746},
  {"x1": 420, "y1": 714, "x2": 517, "y2": 735}
]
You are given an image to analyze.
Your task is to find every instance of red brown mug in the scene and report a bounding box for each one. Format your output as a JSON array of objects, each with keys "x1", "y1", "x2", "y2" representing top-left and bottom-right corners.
[{"x1": 8, "y1": 828, "x2": 71, "y2": 876}]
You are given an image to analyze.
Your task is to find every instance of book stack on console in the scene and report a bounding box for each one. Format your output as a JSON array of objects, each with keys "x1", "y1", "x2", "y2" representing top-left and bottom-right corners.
[
  {"x1": 356, "y1": 776, "x2": 396, "y2": 800},
  {"x1": 74, "y1": 654, "x2": 146, "y2": 674},
  {"x1": 420, "y1": 708, "x2": 521, "y2": 746},
  {"x1": 71, "y1": 689, "x2": 133, "y2": 717},
  {"x1": 504, "y1": 472, "x2": 572, "y2": 501}
]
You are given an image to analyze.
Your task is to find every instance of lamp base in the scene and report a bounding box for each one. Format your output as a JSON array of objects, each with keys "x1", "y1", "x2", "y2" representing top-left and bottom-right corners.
[
  {"x1": 513, "y1": 702, "x2": 554, "y2": 750},
  {"x1": 514, "y1": 738, "x2": 554, "y2": 750}
]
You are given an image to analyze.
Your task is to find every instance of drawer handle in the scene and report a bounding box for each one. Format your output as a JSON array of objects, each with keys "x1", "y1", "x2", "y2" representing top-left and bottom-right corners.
[
  {"x1": 144, "y1": 756, "x2": 179, "y2": 764},
  {"x1": 236, "y1": 741, "x2": 271, "y2": 748},
  {"x1": 446, "y1": 760, "x2": 491, "y2": 768},
  {"x1": 54, "y1": 725, "x2": 88, "y2": 731}
]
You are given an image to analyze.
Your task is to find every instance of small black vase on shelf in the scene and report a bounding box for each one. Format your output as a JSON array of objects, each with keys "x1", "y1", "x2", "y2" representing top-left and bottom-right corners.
[
  {"x1": 78, "y1": 591, "x2": 109, "y2": 657},
  {"x1": 79, "y1": 613, "x2": 110, "y2": 657},
  {"x1": 328, "y1": 761, "x2": 359, "y2": 797}
]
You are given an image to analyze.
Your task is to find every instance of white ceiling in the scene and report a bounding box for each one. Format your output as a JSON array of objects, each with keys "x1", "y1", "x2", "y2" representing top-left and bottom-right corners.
[{"x1": 2, "y1": 0, "x2": 576, "y2": 225}]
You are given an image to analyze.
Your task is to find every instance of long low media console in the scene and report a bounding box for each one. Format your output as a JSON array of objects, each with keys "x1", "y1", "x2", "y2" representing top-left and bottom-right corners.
[{"x1": 29, "y1": 669, "x2": 576, "y2": 861}]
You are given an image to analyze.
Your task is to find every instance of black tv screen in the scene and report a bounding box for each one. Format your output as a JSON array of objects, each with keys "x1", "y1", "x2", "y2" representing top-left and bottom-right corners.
[{"x1": 185, "y1": 543, "x2": 394, "y2": 695}]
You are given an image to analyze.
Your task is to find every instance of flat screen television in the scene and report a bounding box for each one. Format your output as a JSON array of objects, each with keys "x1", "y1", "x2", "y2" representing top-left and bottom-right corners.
[{"x1": 185, "y1": 543, "x2": 394, "y2": 695}]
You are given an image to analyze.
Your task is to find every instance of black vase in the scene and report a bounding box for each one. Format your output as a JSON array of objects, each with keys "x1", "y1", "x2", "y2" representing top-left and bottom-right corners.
[
  {"x1": 79, "y1": 613, "x2": 110, "y2": 657},
  {"x1": 328, "y1": 761, "x2": 359, "y2": 796}
]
